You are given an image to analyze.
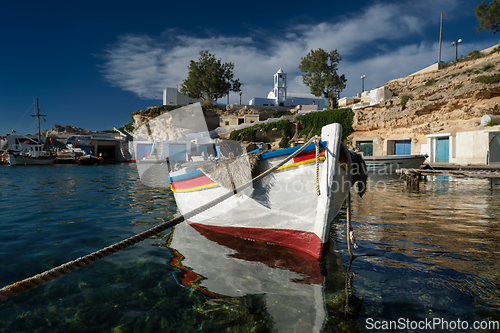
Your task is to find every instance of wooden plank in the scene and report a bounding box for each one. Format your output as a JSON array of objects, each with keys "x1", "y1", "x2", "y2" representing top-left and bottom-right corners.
[{"x1": 397, "y1": 168, "x2": 500, "y2": 179}]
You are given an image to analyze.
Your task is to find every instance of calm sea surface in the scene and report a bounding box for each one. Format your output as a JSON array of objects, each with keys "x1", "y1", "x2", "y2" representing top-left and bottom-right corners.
[{"x1": 0, "y1": 163, "x2": 499, "y2": 332}]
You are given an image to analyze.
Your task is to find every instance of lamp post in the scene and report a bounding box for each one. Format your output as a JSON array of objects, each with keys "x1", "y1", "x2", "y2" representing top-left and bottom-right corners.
[
  {"x1": 452, "y1": 39, "x2": 462, "y2": 60},
  {"x1": 361, "y1": 75, "x2": 366, "y2": 93},
  {"x1": 239, "y1": 92, "x2": 242, "y2": 105}
]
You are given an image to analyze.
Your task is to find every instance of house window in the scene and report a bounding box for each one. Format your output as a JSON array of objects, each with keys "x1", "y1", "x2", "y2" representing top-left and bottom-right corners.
[
  {"x1": 225, "y1": 121, "x2": 229, "y2": 126},
  {"x1": 238, "y1": 118, "x2": 244, "y2": 125}
]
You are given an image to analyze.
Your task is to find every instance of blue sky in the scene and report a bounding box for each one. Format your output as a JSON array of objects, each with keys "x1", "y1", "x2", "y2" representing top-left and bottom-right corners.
[{"x1": 1, "y1": 0, "x2": 498, "y2": 135}]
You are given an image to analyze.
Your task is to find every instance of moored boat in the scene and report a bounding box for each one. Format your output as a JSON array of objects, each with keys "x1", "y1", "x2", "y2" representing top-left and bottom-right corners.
[
  {"x1": 7, "y1": 98, "x2": 56, "y2": 166},
  {"x1": 77, "y1": 154, "x2": 102, "y2": 165},
  {"x1": 55, "y1": 144, "x2": 85, "y2": 163},
  {"x1": 363, "y1": 154, "x2": 427, "y2": 173},
  {"x1": 135, "y1": 104, "x2": 367, "y2": 259}
]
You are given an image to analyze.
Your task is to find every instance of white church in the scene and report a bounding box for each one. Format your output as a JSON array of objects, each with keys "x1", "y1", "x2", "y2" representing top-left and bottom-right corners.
[{"x1": 248, "y1": 68, "x2": 325, "y2": 109}]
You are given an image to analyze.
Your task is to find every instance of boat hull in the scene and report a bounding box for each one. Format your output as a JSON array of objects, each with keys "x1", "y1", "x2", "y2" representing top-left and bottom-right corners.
[
  {"x1": 8, "y1": 154, "x2": 55, "y2": 165},
  {"x1": 363, "y1": 154, "x2": 426, "y2": 172},
  {"x1": 170, "y1": 124, "x2": 351, "y2": 258}
]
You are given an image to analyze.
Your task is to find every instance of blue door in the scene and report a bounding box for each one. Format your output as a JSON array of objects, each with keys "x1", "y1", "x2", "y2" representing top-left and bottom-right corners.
[
  {"x1": 394, "y1": 140, "x2": 411, "y2": 155},
  {"x1": 436, "y1": 137, "x2": 449, "y2": 163}
]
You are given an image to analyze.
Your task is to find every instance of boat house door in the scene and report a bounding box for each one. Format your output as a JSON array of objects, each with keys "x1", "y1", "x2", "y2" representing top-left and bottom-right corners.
[
  {"x1": 359, "y1": 141, "x2": 373, "y2": 157},
  {"x1": 436, "y1": 137, "x2": 449, "y2": 163},
  {"x1": 489, "y1": 133, "x2": 500, "y2": 164},
  {"x1": 394, "y1": 140, "x2": 411, "y2": 155}
]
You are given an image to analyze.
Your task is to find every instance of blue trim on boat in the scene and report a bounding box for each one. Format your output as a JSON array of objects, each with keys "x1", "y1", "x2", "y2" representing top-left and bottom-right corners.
[
  {"x1": 259, "y1": 141, "x2": 327, "y2": 160},
  {"x1": 169, "y1": 169, "x2": 204, "y2": 182}
]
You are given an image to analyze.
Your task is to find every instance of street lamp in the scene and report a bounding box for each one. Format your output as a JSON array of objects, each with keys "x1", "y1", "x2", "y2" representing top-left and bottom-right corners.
[
  {"x1": 452, "y1": 39, "x2": 462, "y2": 60},
  {"x1": 361, "y1": 75, "x2": 366, "y2": 93},
  {"x1": 239, "y1": 92, "x2": 242, "y2": 105}
]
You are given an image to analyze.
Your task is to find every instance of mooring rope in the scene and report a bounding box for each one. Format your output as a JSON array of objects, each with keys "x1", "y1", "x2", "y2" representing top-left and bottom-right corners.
[
  {"x1": 0, "y1": 135, "x2": 320, "y2": 302},
  {"x1": 315, "y1": 137, "x2": 321, "y2": 196}
]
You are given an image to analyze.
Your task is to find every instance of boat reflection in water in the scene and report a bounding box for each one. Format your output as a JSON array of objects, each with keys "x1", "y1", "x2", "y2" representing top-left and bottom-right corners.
[{"x1": 165, "y1": 222, "x2": 361, "y2": 332}]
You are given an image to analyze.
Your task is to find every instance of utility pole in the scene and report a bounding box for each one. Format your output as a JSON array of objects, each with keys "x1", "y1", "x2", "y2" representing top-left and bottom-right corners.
[{"x1": 438, "y1": 12, "x2": 443, "y2": 69}]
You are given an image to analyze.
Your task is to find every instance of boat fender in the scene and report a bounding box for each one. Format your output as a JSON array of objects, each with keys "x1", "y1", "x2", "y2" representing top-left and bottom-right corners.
[{"x1": 228, "y1": 152, "x2": 234, "y2": 158}]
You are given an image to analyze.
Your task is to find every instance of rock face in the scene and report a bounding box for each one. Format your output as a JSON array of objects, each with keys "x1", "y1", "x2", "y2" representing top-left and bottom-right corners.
[
  {"x1": 42, "y1": 124, "x2": 97, "y2": 137},
  {"x1": 351, "y1": 51, "x2": 500, "y2": 153}
]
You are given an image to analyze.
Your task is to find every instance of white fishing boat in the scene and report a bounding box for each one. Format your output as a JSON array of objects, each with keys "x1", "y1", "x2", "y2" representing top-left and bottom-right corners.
[
  {"x1": 135, "y1": 104, "x2": 366, "y2": 259},
  {"x1": 363, "y1": 154, "x2": 427, "y2": 173},
  {"x1": 165, "y1": 222, "x2": 351, "y2": 332},
  {"x1": 7, "y1": 98, "x2": 56, "y2": 166},
  {"x1": 55, "y1": 144, "x2": 85, "y2": 163}
]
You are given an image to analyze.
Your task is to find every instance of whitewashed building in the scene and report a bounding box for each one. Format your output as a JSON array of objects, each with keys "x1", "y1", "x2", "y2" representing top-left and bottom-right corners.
[
  {"x1": 163, "y1": 87, "x2": 204, "y2": 106},
  {"x1": 249, "y1": 69, "x2": 325, "y2": 109},
  {"x1": 421, "y1": 125, "x2": 500, "y2": 165}
]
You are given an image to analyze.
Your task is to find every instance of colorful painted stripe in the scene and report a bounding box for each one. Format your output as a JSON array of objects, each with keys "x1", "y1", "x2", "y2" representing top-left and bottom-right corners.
[
  {"x1": 171, "y1": 148, "x2": 328, "y2": 193},
  {"x1": 171, "y1": 174, "x2": 218, "y2": 193},
  {"x1": 259, "y1": 141, "x2": 327, "y2": 160},
  {"x1": 189, "y1": 222, "x2": 324, "y2": 259}
]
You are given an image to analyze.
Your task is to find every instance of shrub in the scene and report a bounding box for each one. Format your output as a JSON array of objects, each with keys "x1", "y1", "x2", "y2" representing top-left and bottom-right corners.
[
  {"x1": 454, "y1": 84, "x2": 463, "y2": 90},
  {"x1": 490, "y1": 46, "x2": 500, "y2": 54},
  {"x1": 486, "y1": 120, "x2": 500, "y2": 126},
  {"x1": 475, "y1": 74, "x2": 500, "y2": 84},
  {"x1": 467, "y1": 50, "x2": 483, "y2": 60},
  {"x1": 296, "y1": 108, "x2": 354, "y2": 141},
  {"x1": 425, "y1": 79, "x2": 437, "y2": 86},
  {"x1": 400, "y1": 95, "x2": 413, "y2": 107},
  {"x1": 272, "y1": 110, "x2": 295, "y2": 118},
  {"x1": 482, "y1": 64, "x2": 495, "y2": 72}
]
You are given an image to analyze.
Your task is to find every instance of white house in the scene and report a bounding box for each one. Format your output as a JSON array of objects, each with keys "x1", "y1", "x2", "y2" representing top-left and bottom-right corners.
[
  {"x1": 422, "y1": 126, "x2": 500, "y2": 165},
  {"x1": 163, "y1": 87, "x2": 204, "y2": 106},
  {"x1": 249, "y1": 69, "x2": 325, "y2": 109}
]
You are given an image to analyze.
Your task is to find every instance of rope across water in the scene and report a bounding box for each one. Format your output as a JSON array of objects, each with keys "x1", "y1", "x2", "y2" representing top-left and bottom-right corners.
[{"x1": 0, "y1": 135, "x2": 320, "y2": 302}]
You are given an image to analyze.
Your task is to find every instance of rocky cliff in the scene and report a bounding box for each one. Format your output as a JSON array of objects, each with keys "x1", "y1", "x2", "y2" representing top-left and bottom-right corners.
[{"x1": 351, "y1": 50, "x2": 500, "y2": 150}]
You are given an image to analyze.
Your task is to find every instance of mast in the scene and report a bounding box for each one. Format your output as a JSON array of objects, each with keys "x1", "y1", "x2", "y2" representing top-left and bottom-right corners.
[{"x1": 30, "y1": 97, "x2": 46, "y2": 144}]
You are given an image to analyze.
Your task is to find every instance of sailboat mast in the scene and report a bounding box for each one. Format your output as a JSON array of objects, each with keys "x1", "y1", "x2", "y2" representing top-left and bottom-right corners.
[
  {"x1": 36, "y1": 98, "x2": 41, "y2": 144},
  {"x1": 30, "y1": 97, "x2": 46, "y2": 144}
]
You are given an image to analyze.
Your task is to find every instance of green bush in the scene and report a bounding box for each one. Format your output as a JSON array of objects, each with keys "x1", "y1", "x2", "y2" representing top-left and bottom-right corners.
[
  {"x1": 454, "y1": 84, "x2": 463, "y2": 90},
  {"x1": 482, "y1": 64, "x2": 495, "y2": 72},
  {"x1": 475, "y1": 74, "x2": 500, "y2": 84},
  {"x1": 490, "y1": 46, "x2": 500, "y2": 54},
  {"x1": 467, "y1": 50, "x2": 483, "y2": 60},
  {"x1": 486, "y1": 120, "x2": 500, "y2": 126},
  {"x1": 425, "y1": 79, "x2": 437, "y2": 86},
  {"x1": 400, "y1": 95, "x2": 413, "y2": 107},
  {"x1": 296, "y1": 108, "x2": 354, "y2": 141},
  {"x1": 272, "y1": 110, "x2": 295, "y2": 118},
  {"x1": 148, "y1": 105, "x2": 181, "y2": 117}
]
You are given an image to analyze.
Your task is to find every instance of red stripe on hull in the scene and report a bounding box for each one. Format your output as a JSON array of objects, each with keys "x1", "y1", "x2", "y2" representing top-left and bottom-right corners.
[
  {"x1": 188, "y1": 222, "x2": 325, "y2": 259},
  {"x1": 293, "y1": 149, "x2": 325, "y2": 163},
  {"x1": 171, "y1": 175, "x2": 214, "y2": 191}
]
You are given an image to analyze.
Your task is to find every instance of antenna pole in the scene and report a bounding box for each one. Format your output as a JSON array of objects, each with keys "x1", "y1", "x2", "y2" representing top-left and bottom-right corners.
[{"x1": 438, "y1": 12, "x2": 443, "y2": 68}]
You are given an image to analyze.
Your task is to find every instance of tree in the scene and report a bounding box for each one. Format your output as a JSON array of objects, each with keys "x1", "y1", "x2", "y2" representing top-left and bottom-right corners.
[
  {"x1": 299, "y1": 48, "x2": 347, "y2": 110},
  {"x1": 475, "y1": 0, "x2": 500, "y2": 34},
  {"x1": 180, "y1": 50, "x2": 241, "y2": 105}
]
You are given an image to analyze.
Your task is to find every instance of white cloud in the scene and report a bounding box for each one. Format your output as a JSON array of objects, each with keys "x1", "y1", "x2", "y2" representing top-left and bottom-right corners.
[{"x1": 100, "y1": 0, "x2": 494, "y2": 105}]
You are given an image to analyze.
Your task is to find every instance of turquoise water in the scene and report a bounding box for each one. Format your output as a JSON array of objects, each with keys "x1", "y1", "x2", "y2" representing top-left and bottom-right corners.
[{"x1": 0, "y1": 164, "x2": 499, "y2": 332}]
